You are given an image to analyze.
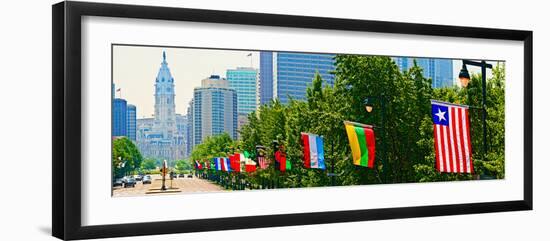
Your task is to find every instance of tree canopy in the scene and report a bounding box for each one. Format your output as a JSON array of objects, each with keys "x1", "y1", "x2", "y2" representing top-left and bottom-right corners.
[{"x1": 112, "y1": 137, "x2": 143, "y2": 178}]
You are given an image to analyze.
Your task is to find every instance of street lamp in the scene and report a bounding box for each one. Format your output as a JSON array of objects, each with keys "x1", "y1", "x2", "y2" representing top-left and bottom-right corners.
[
  {"x1": 363, "y1": 96, "x2": 388, "y2": 183},
  {"x1": 458, "y1": 60, "x2": 493, "y2": 162},
  {"x1": 364, "y1": 98, "x2": 374, "y2": 113},
  {"x1": 458, "y1": 63, "x2": 471, "y2": 87}
]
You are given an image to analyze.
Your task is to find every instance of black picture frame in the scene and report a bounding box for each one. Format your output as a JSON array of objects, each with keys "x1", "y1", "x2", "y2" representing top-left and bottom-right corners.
[{"x1": 52, "y1": 1, "x2": 533, "y2": 240}]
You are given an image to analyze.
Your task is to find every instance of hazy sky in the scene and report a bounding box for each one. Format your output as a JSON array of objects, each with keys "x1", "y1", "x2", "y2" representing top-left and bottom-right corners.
[{"x1": 113, "y1": 45, "x2": 499, "y2": 119}]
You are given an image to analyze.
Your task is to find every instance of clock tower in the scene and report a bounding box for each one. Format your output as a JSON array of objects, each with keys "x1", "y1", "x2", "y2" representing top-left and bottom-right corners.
[{"x1": 153, "y1": 51, "x2": 176, "y2": 139}]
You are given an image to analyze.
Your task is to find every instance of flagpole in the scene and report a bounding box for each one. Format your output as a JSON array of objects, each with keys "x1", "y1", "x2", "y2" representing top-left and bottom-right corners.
[
  {"x1": 330, "y1": 138, "x2": 335, "y2": 186},
  {"x1": 343, "y1": 121, "x2": 374, "y2": 129},
  {"x1": 363, "y1": 96, "x2": 389, "y2": 183}
]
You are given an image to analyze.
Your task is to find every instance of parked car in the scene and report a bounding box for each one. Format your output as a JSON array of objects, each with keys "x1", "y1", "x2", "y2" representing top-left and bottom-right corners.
[
  {"x1": 113, "y1": 178, "x2": 124, "y2": 187},
  {"x1": 142, "y1": 175, "x2": 152, "y2": 184},
  {"x1": 187, "y1": 174, "x2": 193, "y2": 178},
  {"x1": 178, "y1": 173, "x2": 185, "y2": 178},
  {"x1": 134, "y1": 174, "x2": 143, "y2": 181},
  {"x1": 122, "y1": 176, "x2": 136, "y2": 188}
]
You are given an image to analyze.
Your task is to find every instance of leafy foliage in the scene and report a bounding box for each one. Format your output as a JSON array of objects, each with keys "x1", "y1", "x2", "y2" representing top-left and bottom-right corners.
[
  {"x1": 112, "y1": 137, "x2": 143, "y2": 178},
  {"x1": 175, "y1": 159, "x2": 193, "y2": 173}
]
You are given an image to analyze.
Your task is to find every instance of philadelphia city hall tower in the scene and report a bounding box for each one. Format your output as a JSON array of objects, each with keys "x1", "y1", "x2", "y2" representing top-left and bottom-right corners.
[{"x1": 136, "y1": 51, "x2": 187, "y2": 164}]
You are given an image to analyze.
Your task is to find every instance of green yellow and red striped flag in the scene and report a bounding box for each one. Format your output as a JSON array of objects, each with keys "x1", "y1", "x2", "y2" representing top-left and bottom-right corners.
[{"x1": 344, "y1": 121, "x2": 376, "y2": 168}]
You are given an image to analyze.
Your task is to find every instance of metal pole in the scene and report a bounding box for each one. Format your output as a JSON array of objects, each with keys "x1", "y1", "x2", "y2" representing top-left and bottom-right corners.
[
  {"x1": 381, "y1": 97, "x2": 388, "y2": 183},
  {"x1": 331, "y1": 139, "x2": 335, "y2": 186},
  {"x1": 481, "y1": 61, "x2": 488, "y2": 162}
]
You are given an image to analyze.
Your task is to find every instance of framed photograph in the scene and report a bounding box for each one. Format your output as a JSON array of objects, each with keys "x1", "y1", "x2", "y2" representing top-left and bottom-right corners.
[{"x1": 52, "y1": 1, "x2": 533, "y2": 240}]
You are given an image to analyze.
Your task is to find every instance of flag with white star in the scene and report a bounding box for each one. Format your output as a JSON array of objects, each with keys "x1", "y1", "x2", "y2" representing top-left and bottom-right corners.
[{"x1": 431, "y1": 100, "x2": 473, "y2": 174}]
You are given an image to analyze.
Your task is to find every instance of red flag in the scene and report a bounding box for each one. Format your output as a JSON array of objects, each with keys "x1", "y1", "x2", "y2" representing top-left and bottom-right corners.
[
  {"x1": 230, "y1": 153, "x2": 241, "y2": 173},
  {"x1": 275, "y1": 150, "x2": 290, "y2": 172},
  {"x1": 245, "y1": 162, "x2": 256, "y2": 172}
]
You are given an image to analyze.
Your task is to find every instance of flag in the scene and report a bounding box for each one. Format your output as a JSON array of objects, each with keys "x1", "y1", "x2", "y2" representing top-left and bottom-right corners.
[
  {"x1": 256, "y1": 145, "x2": 269, "y2": 169},
  {"x1": 258, "y1": 156, "x2": 268, "y2": 169},
  {"x1": 344, "y1": 121, "x2": 375, "y2": 168},
  {"x1": 245, "y1": 158, "x2": 257, "y2": 172},
  {"x1": 229, "y1": 153, "x2": 243, "y2": 173},
  {"x1": 213, "y1": 157, "x2": 230, "y2": 171},
  {"x1": 221, "y1": 157, "x2": 231, "y2": 172},
  {"x1": 213, "y1": 157, "x2": 222, "y2": 171},
  {"x1": 194, "y1": 160, "x2": 203, "y2": 170},
  {"x1": 275, "y1": 150, "x2": 291, "y2": 172},
  {"x1": 301, "y1": 133, "x2": 326, "y2": 169},
  {"x1": 431, "y1": 100, "x2": 473, "y2": 173}
]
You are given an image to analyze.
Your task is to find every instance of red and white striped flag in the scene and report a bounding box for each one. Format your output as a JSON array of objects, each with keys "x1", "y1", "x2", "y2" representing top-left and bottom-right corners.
[
  {"x1": 431, "y1": 100, "x2": 473, "y2": 173},
  {"x1": 258, "y1": 156, "x2": 269, "y2": 169}
]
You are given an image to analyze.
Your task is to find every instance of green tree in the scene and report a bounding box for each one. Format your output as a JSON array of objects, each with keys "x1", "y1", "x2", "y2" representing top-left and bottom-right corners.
[
  {"x1": 141, "y1": 158, "x2": 157, "y2": 173},
  {"x1": 175, "y1": 159, "x2": 193, "y2": 173},
  {"x1": 112, "y1": 137, "x2": 143, "y2": 178}
]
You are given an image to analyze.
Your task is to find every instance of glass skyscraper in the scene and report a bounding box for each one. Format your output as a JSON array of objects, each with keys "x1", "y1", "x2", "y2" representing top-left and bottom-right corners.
[
  {"x1": 394, "y1": 57, "x2": 454, "y2": 88},
  {"x1": 226, "y1": 67, "x2": 258, "y2": 114},
  {"x1": 259, "y1": 51, "x2": 336, "y2": 104},
  {"x1": 191, "y1": 75, "x2": 238, "y2": 147},
  {"x1": 113, "y1": 98, "x2": 127, "y2": 137},
  {"x1": 259, "y1": 52, "x2": 274, "y2": 105},
  {"x1": 126, "y1": 104, "x2": 136, "y2": 141}
]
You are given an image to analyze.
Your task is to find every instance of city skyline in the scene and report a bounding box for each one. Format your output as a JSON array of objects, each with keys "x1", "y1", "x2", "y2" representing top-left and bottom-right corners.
[
  {"x1": 113, "y1": 45, "x2": 259, "y2": 119},
  {"x1": 114, "y1": 45, "x2": 498, "y2": 119}
]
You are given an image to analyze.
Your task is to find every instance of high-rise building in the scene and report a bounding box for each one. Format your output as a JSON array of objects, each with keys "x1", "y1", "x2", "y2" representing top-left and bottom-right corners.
[
  {"x1": 126, "y1": 104, "x2": 137, "y2": 141},
  {"x1": 175, "y1": 114, "x2": 188, "y2": 146},
  {"x1": 113, "y1": 98, "x2": 127, "y2": 137},
  {"x1": 135, "y1": 51, "x2": 185, "y2": 164},
  {"x1": 190, "y1": 75, "x2": 238, "y2": 147},
  {"x1": 185, "y1": 100, "x2": 193, "y2": 158},
  {"x1": 259, "y1": 51, "x2": 336, "y2": 104},
  {"x1": 394, "y1": 57, "x2": 454, "y2": 88},
  {"x1": 227, "y1": 67, "x2": 258, "y2": 114},
  {"x1": 259, "y1": 52, "x2": 274, "y2": 105}
]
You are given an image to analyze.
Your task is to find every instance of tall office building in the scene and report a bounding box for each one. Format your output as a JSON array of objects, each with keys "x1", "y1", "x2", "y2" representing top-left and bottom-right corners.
[
  {"x1": 190, "y1": 75, "x2": 238, "y2": 147},
  {"x1": 185, "y1": 101, "x2": 193, "y2": 157},
  {"x1": 227, "y1": 67, "x2": 258, "y2": 114},
  {"x1": 259, "y1": 52, "x2": 274, "y2": 105},
  {"x1": 259, "y1": 51, "x2": 336, "y2": 104},
  {"x1": 126, "y1": 104, "x2": 137, "y2": 141},
  {"x1": 113, "y1": 98, "x2": 127, "y2": 137},
  {"x1": 394, "y1": 57, "x2": 454, "y2": 88},
  {"x1": 175, "y1": 114, "x2": 188, "y2": 146},
  {"x1": 135, "y1": 51, "x2": 185, "y2": 163}
]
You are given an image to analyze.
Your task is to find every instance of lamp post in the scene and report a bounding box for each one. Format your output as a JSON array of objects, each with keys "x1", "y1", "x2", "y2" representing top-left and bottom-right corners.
[
  {"x1": 161, "y1": 159, "x2": 167, "y2": 191},
  {"x1": 364, "y1": 96, "x2": 388, "y2": 183},
  {"x1": 329, "y1": 138, "x2": 336, "y2": 186},
  {"x1": 458, "y1": 60, "x2": 493, "y2": 162}
]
